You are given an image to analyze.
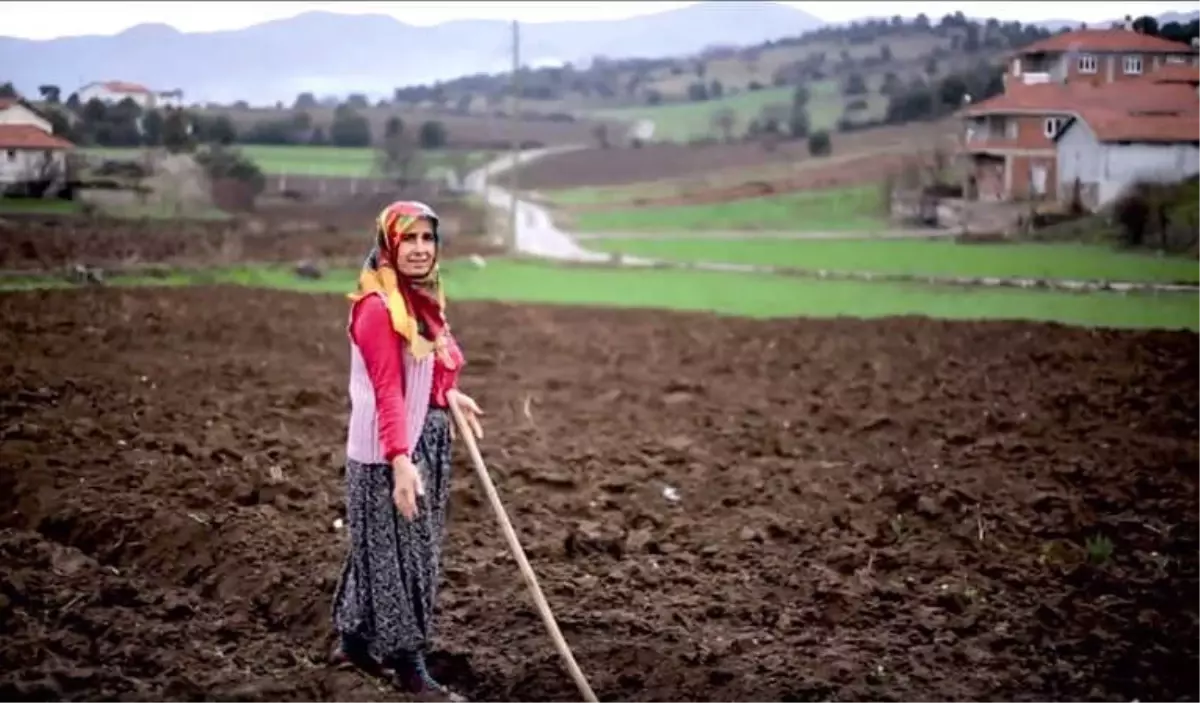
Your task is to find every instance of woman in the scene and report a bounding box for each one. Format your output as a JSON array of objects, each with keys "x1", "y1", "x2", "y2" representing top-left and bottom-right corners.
[{"x1": 331, "y1": 200, "x2": 484, "y2": 698}]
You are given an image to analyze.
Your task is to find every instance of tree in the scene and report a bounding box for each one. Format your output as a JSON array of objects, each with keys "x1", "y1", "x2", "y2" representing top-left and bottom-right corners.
[
  {"x1": 592, "y1": 123, "x2": 610, "y2": 149},
  {"x1": 418, "y1": 120, "x2": 447, "y2": 149},
  {"x1": 330, "y1": 105, "x2": 371, "y2": 147},
  {"x1": 376, "y1": 122, "x2": 424, "y2": 187},
  {"x1": 792, "y1": 84, "x2": 810, "y2": 108},
  {"x1": 1132, "y1": 15, "x2": 1158, "y2": 35},
  {"x1": 710, "y1": 107, "x2": 737, "y2": 142},
  {"x1": 141, "y1": 109, "x2": 165, "y2": 146},
  {"x1": 294, "y1": 92, "x2": 318, "y2": 109},
  {"x1": 843, "y1": 72, "x2": 868, "y2": 96},
  {"x1": 207, "y1": 114, "x2": 237, "y2": 145},
  {"x1": 709, "y1": 79, "x2": 724, "y2": 99},
  {"x1": 0, "y1": 82, "x2": 17, "y2": 98},
  {"x1": 384, "y1": 115, "x2": 404, "y2": 139},
  {"x1": 162, "y1": 108, "x2": 194, "y2": 153},
  {"x1": 808, "y1": 130, "x2": 832, "y2": 157},
  {"x1": 687, "y1": 81, "x2": 709, "y2": 102},
  {"x1": 879, "y1": 44, "x2": 893, "y2": 62},
  {"x1": 788, "y1": 106, "x2": 810, "y2": 139},
  {"x1": 38, "y1": 85, "x2": 61, "y2": 103}
]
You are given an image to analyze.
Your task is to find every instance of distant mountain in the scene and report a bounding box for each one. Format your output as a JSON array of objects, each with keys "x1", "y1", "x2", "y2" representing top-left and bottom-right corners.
[{"x1": 0, "y1": 1, "x2": 822, "y2": 104}]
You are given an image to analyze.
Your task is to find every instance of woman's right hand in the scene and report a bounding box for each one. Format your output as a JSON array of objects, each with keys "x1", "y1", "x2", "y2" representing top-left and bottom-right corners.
[{"x1": 391, "y1": 455, "x2": 424, "y2": 521}]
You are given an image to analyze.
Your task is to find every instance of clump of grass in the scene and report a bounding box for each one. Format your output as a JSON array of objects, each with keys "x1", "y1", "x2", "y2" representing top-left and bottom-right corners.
[{"x1": 1085, "y1": 534, "x2": 1115, "y2": 565}]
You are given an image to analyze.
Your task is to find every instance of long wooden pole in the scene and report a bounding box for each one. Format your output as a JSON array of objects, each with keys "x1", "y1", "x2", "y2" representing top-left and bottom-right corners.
[{"x1": 447, "y1": 401, "x2": 598, "y2": 703}]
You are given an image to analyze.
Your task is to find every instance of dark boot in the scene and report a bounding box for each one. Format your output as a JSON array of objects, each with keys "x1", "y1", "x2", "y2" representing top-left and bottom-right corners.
[
  {"x1": 330, "y1": 633, "x2": 384, "y2": 676},
  {"x1": 392, "y1": 650, "x2": 464, "y2": 701}
]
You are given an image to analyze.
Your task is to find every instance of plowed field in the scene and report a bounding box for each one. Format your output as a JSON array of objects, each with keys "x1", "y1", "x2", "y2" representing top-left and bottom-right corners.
[{"x1": 1, "y1": 287, "x2": 1196, "y2": 701}]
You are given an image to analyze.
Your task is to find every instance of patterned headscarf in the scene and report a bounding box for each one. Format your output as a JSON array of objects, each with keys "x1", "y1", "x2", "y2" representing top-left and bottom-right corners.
[{"x1": 348, "y1": 200, "x2": 451, "y2": 362}]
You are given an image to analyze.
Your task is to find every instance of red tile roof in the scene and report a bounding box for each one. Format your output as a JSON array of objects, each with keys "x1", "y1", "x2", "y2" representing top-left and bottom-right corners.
[
  {"x1": 1016, "y1": 28, "x2": 1195, "y2": 55},
  {"x1": 0, "y1": 125, "x2": 74, "y2": 150},
  {"x1": 101, "y1": 81, "x2": 151, "y2": 94},
  {"x1": 1068, "y1": 107, "x2": 1199, "y2": 143},
  {"x1": 961, "y1": 81, "x2": 1199, "y2": 117}
]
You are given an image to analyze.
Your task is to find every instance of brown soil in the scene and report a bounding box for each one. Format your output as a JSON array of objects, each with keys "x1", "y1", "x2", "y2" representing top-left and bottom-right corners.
[
  {"x1": 0, "y1": 197, "x2": 496, "y2": 272},
  {"x1": 202, "y1": 106, "x2": 602, "y2": 150},
  {"x1": 509, "y1": 121, "x2": 956, "y2": 193},
  {"x1": 0, "y1": 287, "x2": 1196, "y2": 702}
]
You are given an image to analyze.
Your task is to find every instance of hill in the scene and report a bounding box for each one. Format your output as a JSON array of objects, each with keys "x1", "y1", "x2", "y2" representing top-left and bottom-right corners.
[{"x1": 0, "y1": 2, "x2": 822, "y2": 104}]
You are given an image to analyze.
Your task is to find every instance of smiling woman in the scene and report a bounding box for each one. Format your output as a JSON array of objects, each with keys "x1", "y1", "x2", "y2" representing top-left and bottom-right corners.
[{"x1": 331, "y1": 199, "x2": 482, "y2": 699}]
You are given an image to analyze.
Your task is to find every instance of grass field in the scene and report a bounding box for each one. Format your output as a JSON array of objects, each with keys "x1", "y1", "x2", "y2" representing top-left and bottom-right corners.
[
  {"x1": 3, "y1": 260, "x2": 1196, "y2": 331},
  {"x1": 587, "y1": 81, "x2": 886, "y2": 143},
  {"x1": 0, "y1": 198, "x2": 83, "y2": 215},
  {"x1": 588, "y1": 239, "x2": 1200, "y2": 284},
  {"x1": 84, "y1": 146, "x2": 496, "y2": 179},
  {"x1": 569, "y1": 185, "x2": 886, "y2": 233}
]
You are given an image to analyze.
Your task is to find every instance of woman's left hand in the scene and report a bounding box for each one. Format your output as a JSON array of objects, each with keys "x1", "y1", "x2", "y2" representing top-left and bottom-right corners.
[{"x1": 447, "y1": 389, "x2": 484, "y2": 440}]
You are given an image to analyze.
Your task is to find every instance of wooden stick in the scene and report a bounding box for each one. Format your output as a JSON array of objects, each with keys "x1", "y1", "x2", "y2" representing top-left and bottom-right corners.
[{"x1": 448, "y1": 402, "x2": 599, "y2": 703}]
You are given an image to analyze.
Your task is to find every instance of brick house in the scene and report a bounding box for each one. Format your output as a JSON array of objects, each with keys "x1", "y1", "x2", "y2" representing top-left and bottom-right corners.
[
  {"x1": 1004, "y1": 27, "x2": 1197, "y2": 89},
  {"x1": 958, "y1": 27, "x2": 1197, "y2": 202}
]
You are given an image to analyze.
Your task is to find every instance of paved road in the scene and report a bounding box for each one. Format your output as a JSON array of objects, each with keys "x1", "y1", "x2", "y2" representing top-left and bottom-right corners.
[{"x1": 464, "y1": 147, "x2": 614, "y2": 262}]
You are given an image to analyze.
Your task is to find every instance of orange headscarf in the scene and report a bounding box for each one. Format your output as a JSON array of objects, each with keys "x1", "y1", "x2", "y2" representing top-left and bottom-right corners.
[{"x1": 348, "y1": 200, "x2": 452, "y2": 363}]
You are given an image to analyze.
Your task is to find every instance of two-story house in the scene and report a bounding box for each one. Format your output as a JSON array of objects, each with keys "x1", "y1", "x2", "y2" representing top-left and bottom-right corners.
[
  {"x1": 76, "y1": 81, "x2": 185, "y2": 110},
  {"x1": 959, "y1": 28, "x2": 1197, "y2": 201}
]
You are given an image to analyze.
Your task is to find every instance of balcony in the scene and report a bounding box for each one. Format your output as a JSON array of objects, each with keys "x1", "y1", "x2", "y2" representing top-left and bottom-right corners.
[
  {"x1": 1021, "y1": 72, "x2": 1052, "y2": 85},
  {"x1": 962, "y1": 128, "x2": 1018, "y2": 154}
]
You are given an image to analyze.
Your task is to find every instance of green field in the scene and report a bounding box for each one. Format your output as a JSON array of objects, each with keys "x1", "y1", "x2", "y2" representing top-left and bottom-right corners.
[
  {"x1": 3, "y1": 260, "x2": 1196, "y2": 332},
  {"x1": 84, "y1": 146, "x2": 495, "y2": 178},
  {"x1": 570, "y1": 185, "x2": 886, "y2": 233},
  {"x1": 588, "y1": 81, "x2": 885, "y2": 143},
  {"x1": 0, "y1": 198, "x2": 83, "y2": 215},
  {"x1": 589, "y1": 239, "x2": 1200, "y2": 285}
]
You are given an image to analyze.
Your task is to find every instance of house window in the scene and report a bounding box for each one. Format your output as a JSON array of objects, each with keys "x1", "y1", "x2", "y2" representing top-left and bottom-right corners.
[
  {"x1": 1043, "y1": 117, "x2": 1063, "y2": 138},
  {"x1": 4, "y1": 149, "x2": 14, "y2": 161},
  {"x1": 1005, "y1": 119, "x2": 1018, "y2": 139},
  {"x1": 1078, "y1": 54, "x2": 1098, "y2": 73},
  {"x1": 1166, "y1": 55, "x2": 1187, "y2": 65},
  {"x1": 1123, "y1": 55, "x2": 1143, "y2": 74}
]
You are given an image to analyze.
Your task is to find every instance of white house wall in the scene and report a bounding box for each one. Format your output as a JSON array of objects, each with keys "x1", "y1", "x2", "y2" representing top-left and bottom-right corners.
[
  {"x1": 0, "y1": 149, "x2": 67, "y2": 184},
  {"x1": 1057, "y1": 120, "x2": 1200, "y2": 207},
  {"x1": 0, "y1": 105, "x2": 52, "y2": 133}
]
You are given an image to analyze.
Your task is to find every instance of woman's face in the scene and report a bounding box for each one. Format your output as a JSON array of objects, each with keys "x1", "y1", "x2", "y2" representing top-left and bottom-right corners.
[{"x1": 393, "y1": 217, "x2": 437, "y2": 278}]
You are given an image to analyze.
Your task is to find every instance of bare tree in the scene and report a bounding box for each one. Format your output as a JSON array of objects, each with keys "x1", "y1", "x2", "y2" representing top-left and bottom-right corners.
[
  {"x1": 710, "y1": 107, "x2": 737, "y2": 143},
  {"x1": 375, "y1": 128, "x2": 425, "y2": 188}
]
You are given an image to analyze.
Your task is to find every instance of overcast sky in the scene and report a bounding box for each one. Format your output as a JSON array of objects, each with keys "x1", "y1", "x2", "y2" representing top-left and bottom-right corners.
[{"x1": 2, "y1": 1, "x2": 1195, "y2": 40}]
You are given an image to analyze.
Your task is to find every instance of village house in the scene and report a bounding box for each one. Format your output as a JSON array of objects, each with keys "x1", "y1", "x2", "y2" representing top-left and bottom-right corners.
[
  {"x1": 958, "y1": 26, "x2": 1198, "y2": 203},
  {"x1": 76, "y1": 81, "x2": 185, "y2": 110},
  {"x1": 0, "y1": 99, "x2": 74, "y2": 192},
  {"x1": 0, "y1": 97, "x2": 53, "y2": 133}
]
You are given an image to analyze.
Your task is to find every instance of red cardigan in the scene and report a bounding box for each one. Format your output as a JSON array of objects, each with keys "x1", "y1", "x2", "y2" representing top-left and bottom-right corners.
[{"x1": 350, "y1": 294, "x2": 463, "y2": 461}]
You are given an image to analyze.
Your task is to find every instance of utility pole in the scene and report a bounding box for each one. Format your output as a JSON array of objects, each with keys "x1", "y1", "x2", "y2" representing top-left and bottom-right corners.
[{"x1": 509, "y1": 19, "x2": 521, "y2": 251}]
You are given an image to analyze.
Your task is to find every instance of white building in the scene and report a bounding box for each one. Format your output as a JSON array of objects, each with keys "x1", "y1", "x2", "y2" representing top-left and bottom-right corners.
[
  {"x1": 1055, "y1": 108, "x2": 1200, "y2": 209},
  {"x1": 0, "y1": 99, "x2": 73, "y2": 189},
  {"x1": 76, "y1": 81, "x2": 184, "y2": 110},
  {"x1": 0, "y1": 98, "x2": 52, "y2": 133}
]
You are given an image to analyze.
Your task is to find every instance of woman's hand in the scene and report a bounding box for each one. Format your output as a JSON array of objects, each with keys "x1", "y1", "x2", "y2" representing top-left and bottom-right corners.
[
  {"x1": 391, "y1": 455, "x2": 424, "y2": 521},
  {"x1": 447, "y1": 389, "x2": 484, "y2": 440}
]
